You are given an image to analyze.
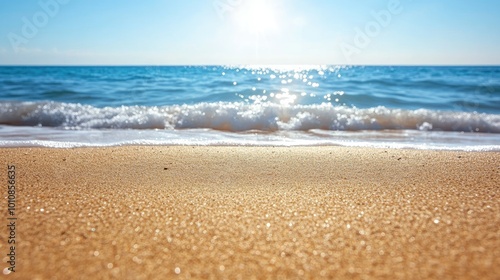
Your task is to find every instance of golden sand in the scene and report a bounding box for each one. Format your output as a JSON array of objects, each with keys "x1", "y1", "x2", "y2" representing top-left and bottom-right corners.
[{"x1": 0, "y1": 146, "x2": 498, "y2": 279}]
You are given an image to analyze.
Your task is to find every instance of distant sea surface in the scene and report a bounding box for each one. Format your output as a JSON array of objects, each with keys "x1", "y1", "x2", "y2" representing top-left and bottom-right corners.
[{"x1": 0, "y1": 66, "x2": 499, "y2": 150}]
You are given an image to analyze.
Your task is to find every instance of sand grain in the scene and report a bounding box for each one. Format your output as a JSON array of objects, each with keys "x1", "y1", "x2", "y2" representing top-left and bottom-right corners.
[{"x1": 0, "y1": 146, "x2": 498, "y2": 279}]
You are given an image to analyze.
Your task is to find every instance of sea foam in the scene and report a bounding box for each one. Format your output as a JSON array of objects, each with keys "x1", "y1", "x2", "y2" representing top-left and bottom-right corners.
[{"x1": 1, "y1": 101, "x2": 499, "y2": 133}]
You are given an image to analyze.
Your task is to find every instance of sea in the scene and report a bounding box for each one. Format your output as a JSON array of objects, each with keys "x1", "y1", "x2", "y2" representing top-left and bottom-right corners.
[{"x1": 0, "y1": 65, "x2": 499, "y2": 150}]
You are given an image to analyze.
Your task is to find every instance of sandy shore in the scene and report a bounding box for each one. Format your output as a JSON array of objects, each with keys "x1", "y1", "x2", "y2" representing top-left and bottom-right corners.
[{"x1": 0, "y1": 146, "x2": 498, "y2": 279}]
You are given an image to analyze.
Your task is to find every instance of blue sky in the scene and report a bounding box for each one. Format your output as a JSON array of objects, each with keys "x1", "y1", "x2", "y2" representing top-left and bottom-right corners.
[{"x1": 0, "y1": 0, "x2": 499, "y2": 65}]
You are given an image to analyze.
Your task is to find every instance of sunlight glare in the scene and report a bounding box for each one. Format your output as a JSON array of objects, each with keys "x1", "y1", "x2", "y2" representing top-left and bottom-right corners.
[{"x1": 233, "y1": 0, "x2": 280, "y2": 35}]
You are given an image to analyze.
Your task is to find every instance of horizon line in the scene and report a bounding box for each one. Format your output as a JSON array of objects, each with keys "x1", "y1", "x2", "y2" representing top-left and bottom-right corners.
[{"x1": 1, "y1": 64, "x2": 499, "y2": 67}]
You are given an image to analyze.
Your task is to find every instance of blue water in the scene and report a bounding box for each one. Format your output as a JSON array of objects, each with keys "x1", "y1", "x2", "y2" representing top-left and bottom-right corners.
[{"x1": 0, "y1": 65, "x2": 499, "y2": 150}]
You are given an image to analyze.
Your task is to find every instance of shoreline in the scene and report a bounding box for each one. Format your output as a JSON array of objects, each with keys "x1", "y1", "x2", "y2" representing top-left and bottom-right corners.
[
  {"x1": 1, "y1": 143, "x2": 500, "y2": 152},
  {"x1": 0, "y1": 146, "x2": 498, "y2": 279}
]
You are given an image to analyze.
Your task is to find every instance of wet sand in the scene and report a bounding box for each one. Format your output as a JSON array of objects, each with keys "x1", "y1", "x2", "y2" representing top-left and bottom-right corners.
[{"x1": 0, "y1": 146, "x2": 499, "y2": 279}]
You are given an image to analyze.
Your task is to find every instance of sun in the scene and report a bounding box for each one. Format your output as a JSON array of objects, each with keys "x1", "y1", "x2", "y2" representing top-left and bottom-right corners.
[{"x1": 233, "y1": 0, "x2": 280, "y2": 35}]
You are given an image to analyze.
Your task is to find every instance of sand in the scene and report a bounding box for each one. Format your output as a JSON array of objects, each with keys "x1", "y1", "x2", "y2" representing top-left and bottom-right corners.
[{"x1": 0, "y1": 146, "x2": 498, "y2": 279}]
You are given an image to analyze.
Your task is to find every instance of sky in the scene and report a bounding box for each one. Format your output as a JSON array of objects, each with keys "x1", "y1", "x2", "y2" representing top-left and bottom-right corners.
[{"x1": 0, "y1": 0, "x2": 499, "y2": 65}]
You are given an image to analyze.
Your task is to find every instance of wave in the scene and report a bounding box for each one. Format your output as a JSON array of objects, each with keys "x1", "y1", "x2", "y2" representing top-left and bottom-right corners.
[{"x1": 1, "y1": 101, "x2": 499, "y2": 133}]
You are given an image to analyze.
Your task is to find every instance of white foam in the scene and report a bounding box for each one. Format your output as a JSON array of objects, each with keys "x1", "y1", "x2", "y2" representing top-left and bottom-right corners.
[
  {"x1": 1, "y1": 101, "x2": 500, "y2": 150},
  {"x1": 1, "y1": 101, "x2": 499, "y2": 133},
  {"x1": 0, "y1": 125, "x2": 499, "y2": 151}
]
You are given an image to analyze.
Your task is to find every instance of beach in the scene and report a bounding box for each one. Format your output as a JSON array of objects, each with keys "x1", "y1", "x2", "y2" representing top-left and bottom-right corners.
[{"x1": 0, "y1": 146, "x2": 498, "y2": 279}]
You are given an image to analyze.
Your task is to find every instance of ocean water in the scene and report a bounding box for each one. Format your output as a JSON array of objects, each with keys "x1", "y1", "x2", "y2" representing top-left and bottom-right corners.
[{"x1": 0, "y1": 65, "x2": 499, "y2": 150}]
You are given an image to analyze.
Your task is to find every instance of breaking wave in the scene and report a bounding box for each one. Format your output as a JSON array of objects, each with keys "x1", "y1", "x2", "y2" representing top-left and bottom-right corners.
[{"x1": 1, "y1": 101, "x2": 499, "y2": 133}]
